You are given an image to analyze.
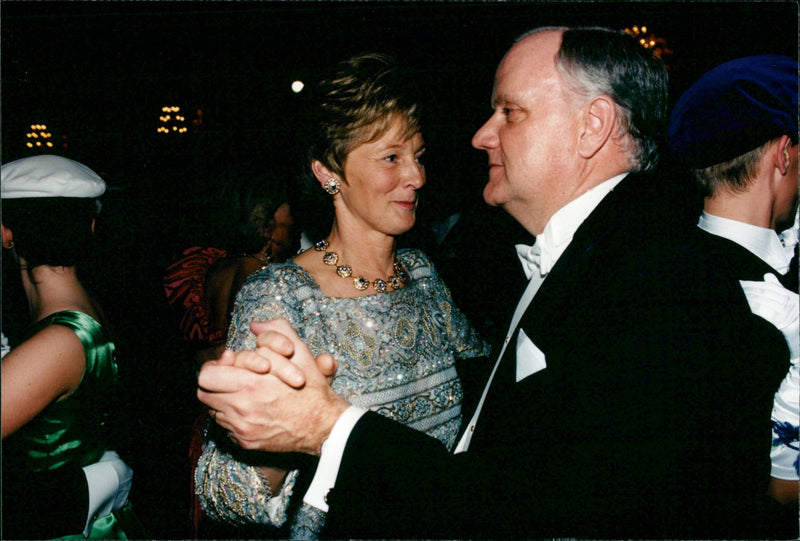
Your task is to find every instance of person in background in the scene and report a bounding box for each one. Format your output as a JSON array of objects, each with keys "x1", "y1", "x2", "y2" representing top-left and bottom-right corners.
[
  {"x1": 1, "y1": 291, "x2": 134, "y2": 541},
  {"x1": 194, "y1": 52, "x2": 490, "y2": 539},
  {"x1": 1, "y1": 155, "x2": 136, "y2": 539},
  {"x1": 201, "y1": 199, "x2": 299, "y2": 363},
  {"x1": 164, "y1": 190, "x2": 299, "y2": 368},
  {"x1": 669, "y1": 54, "x2": 799, "y2": 508},
  {"x1": 198, "y1": 27, "x2": 793, "y2": 538},
  {"x1": 163, "y1": 180, "x2": 299, "y2": 537}
]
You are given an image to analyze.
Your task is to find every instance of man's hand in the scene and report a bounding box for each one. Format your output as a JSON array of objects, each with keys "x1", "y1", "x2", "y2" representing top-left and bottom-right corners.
[
  {"x1": 215, "y1": 321, "x2": 339, "y2": 385},
  {"x1": 197, "y1": 319, "x2": 348, "y2": 455}
]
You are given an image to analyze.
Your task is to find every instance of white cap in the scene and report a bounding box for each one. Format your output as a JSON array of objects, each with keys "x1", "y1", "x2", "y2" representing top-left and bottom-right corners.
[{"x1": 1, "y1": 155, "x2": 106, "y2": 199}]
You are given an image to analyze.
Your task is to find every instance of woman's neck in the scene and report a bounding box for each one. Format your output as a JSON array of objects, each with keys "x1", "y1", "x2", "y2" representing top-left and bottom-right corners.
[
  {"x1": 21, "y1": 265, "x2": 96, "y2": 322},
  {"x1": 325, "y1": 223, "x2": 397, "y2": 278}
]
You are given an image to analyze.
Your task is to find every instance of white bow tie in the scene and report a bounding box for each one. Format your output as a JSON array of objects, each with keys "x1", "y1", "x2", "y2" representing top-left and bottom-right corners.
[{"x1": 516, "y1": 242, "x2": 552, "y2": 279}]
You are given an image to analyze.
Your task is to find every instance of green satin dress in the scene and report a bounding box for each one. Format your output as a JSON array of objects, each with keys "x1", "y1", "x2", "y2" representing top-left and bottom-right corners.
[{"x1": 3, "y1": 310, "x2": 130, "y2": 539}]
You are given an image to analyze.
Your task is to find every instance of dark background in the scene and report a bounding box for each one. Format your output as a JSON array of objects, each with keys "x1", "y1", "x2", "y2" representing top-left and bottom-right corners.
[
  {"x1": 3, "y1": 1, "x2": 798, "y2": 263},
  {"x1": 3, "y1": 1, "x2": 798, "y2": 212},
  {"x1": 3, "y1": 1, "x2": 798, "y2": 240},
  {"x1": 2, "y1": 2, "x2": 798, "y2": 538}
]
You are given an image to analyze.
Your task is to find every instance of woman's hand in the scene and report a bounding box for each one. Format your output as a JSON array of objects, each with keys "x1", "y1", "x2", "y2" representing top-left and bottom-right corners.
[{"x1": 215, "y1": 320, "x2": 339, "y2": 386}]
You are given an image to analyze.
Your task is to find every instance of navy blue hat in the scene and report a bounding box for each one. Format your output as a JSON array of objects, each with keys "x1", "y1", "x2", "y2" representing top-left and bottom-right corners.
[{"x1": 669, "y1": 54, "x2": 798, "y2": 169}]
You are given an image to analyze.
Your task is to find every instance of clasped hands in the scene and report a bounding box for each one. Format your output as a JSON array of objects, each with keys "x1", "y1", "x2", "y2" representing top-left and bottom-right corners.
[{"x1": 197, "y1": 319, "x2": 349, "y2": 456}]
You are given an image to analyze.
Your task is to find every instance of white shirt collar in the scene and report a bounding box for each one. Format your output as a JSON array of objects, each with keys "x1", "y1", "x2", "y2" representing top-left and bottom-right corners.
[
  {"x1": 698, "y1": 211, "x2": 793, "y2": 274},
  {"x1": 530, "y1": 173, "x2": 627, "y2": 275},
  {"x1": 778, "y1": 209, "x2": 799, "y2": 260}
]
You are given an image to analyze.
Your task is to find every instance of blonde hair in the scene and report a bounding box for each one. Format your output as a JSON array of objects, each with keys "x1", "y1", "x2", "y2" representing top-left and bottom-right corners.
[{"x1": 691, "y1": 140, "x2": 771, "y2": 197}]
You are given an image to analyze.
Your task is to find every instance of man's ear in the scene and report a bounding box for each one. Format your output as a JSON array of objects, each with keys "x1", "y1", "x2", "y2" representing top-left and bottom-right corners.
[
  {"x1": 577, "y1": 95, "x2": 616, "y2": 160},
  {"x1": 1, "y1": 223, "x2": 14, "y2": 249},
  {"x1": 774, "y1": 134, "x2": 794, "y2": 176},
  {"x1": 311, "y1": 160, "x2": 337, "y2": 188}
]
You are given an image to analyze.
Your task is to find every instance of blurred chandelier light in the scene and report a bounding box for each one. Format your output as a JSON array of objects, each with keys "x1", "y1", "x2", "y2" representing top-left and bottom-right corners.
[
  {"x1": 25, "y1": 123, "x2": 54, "y2": 148},
  {"x1": 157, "y1": 105, "x2": 188, "y2": 134},
  {"x1": 624, "y1": 25, "x2": 656, "y2": 48},
  {"x1": 623, "y1": 25, "x2": 672, "y2": 62}
]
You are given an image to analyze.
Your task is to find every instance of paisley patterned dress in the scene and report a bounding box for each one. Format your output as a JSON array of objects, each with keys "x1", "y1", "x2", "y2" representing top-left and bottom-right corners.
[{"x1": 195, "y1": 249, "x2": 490, "y2": 537}]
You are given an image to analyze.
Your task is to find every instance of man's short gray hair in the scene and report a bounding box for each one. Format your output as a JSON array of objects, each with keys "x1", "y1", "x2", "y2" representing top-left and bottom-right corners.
[{"x1": 518, "y1": 26, "x2": 668, "y2": 172}]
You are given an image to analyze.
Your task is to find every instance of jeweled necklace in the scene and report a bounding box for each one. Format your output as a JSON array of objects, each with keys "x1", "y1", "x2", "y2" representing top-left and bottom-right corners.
[
  {"x1": 314, "y1": 239, "x2": 409, "y2": 293},
  {"x1": 246, "y1": 253, "x2": 271, "y2": 265}
]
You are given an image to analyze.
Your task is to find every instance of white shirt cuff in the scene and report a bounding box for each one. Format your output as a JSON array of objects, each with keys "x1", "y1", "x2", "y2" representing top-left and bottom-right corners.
[
  {"x1": 303, "y1": 405, "x2": 366, "y2": 512},
  {"x1": 82, "y1": 450, "x2": 133, "y2": 536}
]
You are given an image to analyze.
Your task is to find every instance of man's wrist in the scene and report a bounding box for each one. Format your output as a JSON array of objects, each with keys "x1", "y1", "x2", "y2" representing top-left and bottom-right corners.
[
  {"x1": 311, "y1": 398, "x2": 352, "y2": 455},
  {"x1": 304, "y1": 405, "x2": 367, "y2": 511}
]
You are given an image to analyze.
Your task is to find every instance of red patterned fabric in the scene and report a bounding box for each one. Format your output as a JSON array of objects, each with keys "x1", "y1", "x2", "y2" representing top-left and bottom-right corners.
[{"x1": 163, "y1": 246, "x2": 228, "y2": 346}]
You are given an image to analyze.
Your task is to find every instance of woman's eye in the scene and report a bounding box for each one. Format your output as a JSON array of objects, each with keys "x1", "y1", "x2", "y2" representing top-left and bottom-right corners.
[
  {"x1": 415, "y1": 153, "x2": 426, "y2": 166},
  {"x1": 384, "y1": 154, "x2": 398, "y2": 163}
]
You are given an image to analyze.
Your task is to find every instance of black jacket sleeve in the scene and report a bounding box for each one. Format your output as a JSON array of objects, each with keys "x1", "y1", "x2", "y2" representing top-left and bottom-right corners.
[{"x1": 2, "y1": 466, "x2": 89, "y2": 539}]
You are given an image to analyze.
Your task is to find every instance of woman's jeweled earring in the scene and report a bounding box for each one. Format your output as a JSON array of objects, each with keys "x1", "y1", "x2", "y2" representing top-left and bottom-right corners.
[{"x1": 324, "y1": 178, "x2": 340, "y2": 195}]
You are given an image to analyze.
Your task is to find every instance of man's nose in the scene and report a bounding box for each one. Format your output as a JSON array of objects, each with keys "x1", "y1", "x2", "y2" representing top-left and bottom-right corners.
[{"x1": 472, "y1": 116, "x2": 498, "y2": 150}]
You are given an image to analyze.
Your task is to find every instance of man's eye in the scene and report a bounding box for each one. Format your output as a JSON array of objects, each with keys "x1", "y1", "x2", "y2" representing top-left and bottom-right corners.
[{"x1": 502, "y1": 107, "x2": 521, "y2": 120}]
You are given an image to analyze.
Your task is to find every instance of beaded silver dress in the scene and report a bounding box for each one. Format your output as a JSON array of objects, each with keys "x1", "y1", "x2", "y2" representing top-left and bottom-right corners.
[{"x1": 195, "y1": 249, "x2": 490, "y2": 537}]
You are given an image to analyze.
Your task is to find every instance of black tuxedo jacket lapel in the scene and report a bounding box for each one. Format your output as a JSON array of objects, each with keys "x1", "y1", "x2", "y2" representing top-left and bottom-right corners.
[
  {"x1": 470, "y1": 173, "x2": 638, "y2": 450},
  {"x1": 522, "y1": 171, "x2": 646, "y2": 339}
]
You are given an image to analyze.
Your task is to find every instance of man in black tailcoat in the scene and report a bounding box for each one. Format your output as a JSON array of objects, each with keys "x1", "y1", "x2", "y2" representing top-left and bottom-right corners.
[{"x1": 669, "y1": 54, "x2": 799, "y2": 518}]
